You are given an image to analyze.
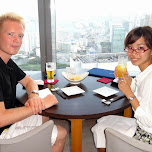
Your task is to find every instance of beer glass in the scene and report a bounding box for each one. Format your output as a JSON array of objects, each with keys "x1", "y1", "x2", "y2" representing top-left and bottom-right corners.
[
  {"x1": 117, "y1": 55, "x2": 128, "y2": 77},
  {"x1": 46, "y1": 62, "x2": 55, "y2": 83}
]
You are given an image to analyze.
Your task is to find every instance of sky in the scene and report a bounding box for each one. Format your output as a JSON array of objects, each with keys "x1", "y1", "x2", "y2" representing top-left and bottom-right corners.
[
  {"x1": 0, "y1": 0, "x2": 38, "y2": 18},
  {"x1": 55, "y1": 0, "x2": 152, "y2": 18},
  {"x1": 1, "y1": 0, "x2": 152, "y2": 20}
]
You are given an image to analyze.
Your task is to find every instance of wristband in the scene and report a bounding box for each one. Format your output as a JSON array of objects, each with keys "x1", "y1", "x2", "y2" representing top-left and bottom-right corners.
[{"x1": 29, "y1": 90, "x2": 39, "y2": 96}]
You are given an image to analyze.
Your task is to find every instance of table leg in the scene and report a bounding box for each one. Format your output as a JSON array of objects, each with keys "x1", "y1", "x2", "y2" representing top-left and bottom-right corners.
[
  {"x1": 124, "y1": 106, "x2": 132, "y2": 117},
  {"x1": 69, "y1": 119, "x2": 84, "y2": 152}
]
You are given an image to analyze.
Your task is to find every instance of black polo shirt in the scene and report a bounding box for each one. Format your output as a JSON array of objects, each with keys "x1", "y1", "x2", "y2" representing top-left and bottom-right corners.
[{"x1": 0, "y1": 57, "x2": 26, "y2": 134}]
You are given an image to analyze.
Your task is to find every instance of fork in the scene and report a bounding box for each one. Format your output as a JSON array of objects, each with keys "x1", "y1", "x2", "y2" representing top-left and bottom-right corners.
[
  {"x1": 51, "y1": 87, "x2": 67, "y2": 99},
  {"x1": 101, "y1": 95, "x2": 125, "y2": 105},
  {"x1": 51, "y1": 87, "x2": 60, "y2": 92}
]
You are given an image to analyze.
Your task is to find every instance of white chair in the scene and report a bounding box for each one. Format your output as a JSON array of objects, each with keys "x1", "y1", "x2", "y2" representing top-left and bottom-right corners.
[
  {"x1": 0, "y1": 120, "x2": 54, "y2": 152},
  {"x1": 105, "y1": 128, "x2": 152, "y2": 152}
]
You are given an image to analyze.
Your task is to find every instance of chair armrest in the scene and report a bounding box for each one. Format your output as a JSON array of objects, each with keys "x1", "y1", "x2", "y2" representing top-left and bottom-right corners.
[
  {"x1": 105, "y1": 128, "x2": 152, "y2": 152},
  {"x1": 0, "y1": 120, "x2": 54, "y2": 152}
]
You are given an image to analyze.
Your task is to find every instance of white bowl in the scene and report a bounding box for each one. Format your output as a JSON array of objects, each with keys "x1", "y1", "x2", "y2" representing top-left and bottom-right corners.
[{"x1": 62, "y1": 72, "x2": 89, "y2": 84}]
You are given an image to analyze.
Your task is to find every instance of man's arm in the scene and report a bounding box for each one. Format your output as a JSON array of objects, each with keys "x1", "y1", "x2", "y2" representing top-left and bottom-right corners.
[
  {"x1": 0, "y1": 102, "x2": 33, "y2": 128},
  {"x1": 19, "y1": 75, "x2": 45, "y2": 114},
  {"x1": 19, "y1": 75, "x2": 39, "y2": 96},
  {"x1": 0, "y1": 94, "x2": 58, "y2": 128},
  {"x1": 19, "y1": 75, "x2": 58, "y2": 114}
]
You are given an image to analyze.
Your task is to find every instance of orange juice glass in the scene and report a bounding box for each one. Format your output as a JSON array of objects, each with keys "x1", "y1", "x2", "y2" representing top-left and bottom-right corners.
[
  {"x1": 118, "y1": 55, "x2": 128, "y2": 77},
  {"x1": 117, "y1": 64, "x2": 127, "y2": 77}
]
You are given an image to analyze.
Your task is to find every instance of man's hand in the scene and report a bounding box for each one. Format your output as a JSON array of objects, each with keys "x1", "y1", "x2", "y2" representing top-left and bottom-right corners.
[
  {"x1": 25, "y1": 97, "x2": 45, "y2": 115},
  {"x1": 43, "y1": 94, "x2": 58, "y2": 109}
]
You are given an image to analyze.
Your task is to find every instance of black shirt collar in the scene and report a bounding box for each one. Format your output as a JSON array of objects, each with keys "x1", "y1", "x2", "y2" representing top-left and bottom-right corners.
[{"x1": 0, "y1": 57, "x2": 13, "y2": 71}]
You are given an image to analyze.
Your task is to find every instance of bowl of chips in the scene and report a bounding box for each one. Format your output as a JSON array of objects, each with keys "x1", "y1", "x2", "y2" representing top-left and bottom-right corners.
[{"x1": 62, "y1": 72, "x2": 89, "y2": 84}]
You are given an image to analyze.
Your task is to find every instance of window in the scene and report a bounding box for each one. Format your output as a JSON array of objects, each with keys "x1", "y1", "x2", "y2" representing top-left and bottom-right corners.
[
  {"x1": 0, "y1": 0, "x2": 40, "y2": 71},
  {"x1": 55, "y1": 0, "x2": 152, "y2": 72}
]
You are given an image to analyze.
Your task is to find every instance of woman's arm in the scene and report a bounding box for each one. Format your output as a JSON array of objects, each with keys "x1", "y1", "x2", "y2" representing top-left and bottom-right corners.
[{"x1": 118, "y1": 72, "x2": 139, "y2": 110}]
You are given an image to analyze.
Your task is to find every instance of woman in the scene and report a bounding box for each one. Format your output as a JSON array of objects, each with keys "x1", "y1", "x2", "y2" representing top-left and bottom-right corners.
[{"x1": 92, "y1": 26, "x2": 152, "y2": 152}]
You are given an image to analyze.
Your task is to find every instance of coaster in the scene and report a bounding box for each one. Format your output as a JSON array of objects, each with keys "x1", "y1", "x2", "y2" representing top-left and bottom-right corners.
[
  {"x1": 44, "y1": 79, "x2": 59, "y2": 85},
  {"x1": 97, "y1": 77, "x2": 113, "y2": 84}
]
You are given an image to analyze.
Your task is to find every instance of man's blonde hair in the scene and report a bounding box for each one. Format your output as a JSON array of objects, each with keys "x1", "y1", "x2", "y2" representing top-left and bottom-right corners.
[{"x1": 0, "y1": 12, "x2": 25, "y2": 30}]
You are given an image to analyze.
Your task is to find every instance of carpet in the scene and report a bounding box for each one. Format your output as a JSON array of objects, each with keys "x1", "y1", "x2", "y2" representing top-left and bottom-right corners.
[{"x1": 53, "y1": 118, "x2": 98, "y2": 152}]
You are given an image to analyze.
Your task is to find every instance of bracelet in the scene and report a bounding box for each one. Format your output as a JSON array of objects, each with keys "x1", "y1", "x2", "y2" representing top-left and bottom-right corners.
[{"x1": 128, "y1": 95, "x2": 136, "y2": 101}]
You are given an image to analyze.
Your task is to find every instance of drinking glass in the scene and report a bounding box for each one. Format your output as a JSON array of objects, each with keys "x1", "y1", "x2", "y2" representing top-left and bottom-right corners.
[
  {"x1": 46, "y1": 62, "x2": 55, "y2": 83},
  {"x1": 117, "y1": 55, "x2": 128, "y2": 77}
]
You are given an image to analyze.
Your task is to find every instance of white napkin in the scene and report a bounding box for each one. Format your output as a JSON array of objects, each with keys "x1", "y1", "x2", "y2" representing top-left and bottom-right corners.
[{"x1": 39, "y1": 88, "x2": 52, "y2": 98}]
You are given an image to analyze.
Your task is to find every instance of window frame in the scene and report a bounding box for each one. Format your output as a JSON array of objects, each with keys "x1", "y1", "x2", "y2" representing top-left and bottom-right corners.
[{"x1": 38, "y1": 0, "x2": 56, "y2": 72}]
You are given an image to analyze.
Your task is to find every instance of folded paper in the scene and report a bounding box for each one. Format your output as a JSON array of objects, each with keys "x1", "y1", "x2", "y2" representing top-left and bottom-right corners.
[
  {"x1": 97, "y1": 77, "x2": 113, "y2": 84},
  {"x1": 88, "y1": 68, "x2": 115, "y2": 79}
]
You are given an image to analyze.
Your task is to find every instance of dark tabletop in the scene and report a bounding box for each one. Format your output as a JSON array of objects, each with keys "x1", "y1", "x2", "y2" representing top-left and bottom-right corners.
[{"x1": 17, "y1": 69, "x2": 131, "y2": 120}]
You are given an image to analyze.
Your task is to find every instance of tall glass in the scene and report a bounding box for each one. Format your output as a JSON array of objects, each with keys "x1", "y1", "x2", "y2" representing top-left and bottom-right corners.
[
  {"x1": 117, "y1": 55, "x2": 128, "y2": 77},
  {"x1": 46, "y1": 62, "x2": 55, "y2": 83}
]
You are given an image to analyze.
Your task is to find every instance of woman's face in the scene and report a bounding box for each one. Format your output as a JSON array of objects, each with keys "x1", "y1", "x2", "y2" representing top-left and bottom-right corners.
[{"x1": 127, "y1": 36, "x2": 152, "y2": 71}]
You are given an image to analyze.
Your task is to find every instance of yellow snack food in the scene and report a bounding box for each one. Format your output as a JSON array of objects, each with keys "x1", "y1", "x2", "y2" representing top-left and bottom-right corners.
[{"x1": 69, "y1": 76, "x2": 81, "y2": 81}]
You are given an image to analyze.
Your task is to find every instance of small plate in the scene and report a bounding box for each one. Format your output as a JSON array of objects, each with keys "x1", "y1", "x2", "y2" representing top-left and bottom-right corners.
[
  {"x1": 61, "y1": 86, "x2": 85, "y2": 96},
  {"x1": 93, "y1": 86, "x2": 119, "y2": 97}
]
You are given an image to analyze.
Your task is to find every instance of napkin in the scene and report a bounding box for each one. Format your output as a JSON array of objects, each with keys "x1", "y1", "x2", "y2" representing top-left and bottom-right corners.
[
  {"x1": 44, "y1": 79, "x2": 59, "y2": 85},
  {"x1": 39, "y1": 88, "x2": 52, "y2": 98},
  {"x1": 88, "y1": 68, "x2": 115, "y2": 79},
  {"x1": 97, "y1": 77, "x2": 113, "y2": 84}
]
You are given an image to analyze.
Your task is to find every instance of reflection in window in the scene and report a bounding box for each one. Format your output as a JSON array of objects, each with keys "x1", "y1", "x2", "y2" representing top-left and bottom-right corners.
[
  {"x1": 55, "y1": 0, "x2": 152, "y2": 71},
  {"x1": 0, "y1": 0, "x2": 40, "y2": 71}
]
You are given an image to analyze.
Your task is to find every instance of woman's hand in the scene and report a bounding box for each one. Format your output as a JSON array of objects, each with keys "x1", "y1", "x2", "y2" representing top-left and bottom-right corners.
[
  {"x1": 114, "y1": 66, "x2": 132, "y2": 86},
  {"x1": 118, "y1": 72, "x2": 133, "y2": 97},
  {"x1": 114, "y1": 66, "x2": 118, "y2": 78}
]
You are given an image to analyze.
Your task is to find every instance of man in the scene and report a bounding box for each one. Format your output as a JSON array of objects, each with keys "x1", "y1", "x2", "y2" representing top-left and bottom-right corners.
[{"x1": 0, "y1": 12, "x2": 67, "y2": 152}]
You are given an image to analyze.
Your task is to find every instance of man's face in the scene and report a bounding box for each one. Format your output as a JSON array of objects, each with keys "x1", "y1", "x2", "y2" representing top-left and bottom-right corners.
[{"x1": 0, "y1": 20, "x2": 24, "y2": 58}]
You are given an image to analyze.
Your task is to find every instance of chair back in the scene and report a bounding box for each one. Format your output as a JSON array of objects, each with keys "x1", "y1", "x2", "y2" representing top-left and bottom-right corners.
[{"x1": 105, "y1": 128, "x2": 152, "y2": 152}]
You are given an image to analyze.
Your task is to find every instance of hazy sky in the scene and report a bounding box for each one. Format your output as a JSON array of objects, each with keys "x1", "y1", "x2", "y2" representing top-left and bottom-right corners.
[
  {"x1": 56, "y1": 0, "x2": 152, "y2": 18},
  {"x1": 0, "y1": 0, "x2": 38, "y2": 18},
  {"x1": 1, "y1": 0, "x2": 152, "y2": 19}
]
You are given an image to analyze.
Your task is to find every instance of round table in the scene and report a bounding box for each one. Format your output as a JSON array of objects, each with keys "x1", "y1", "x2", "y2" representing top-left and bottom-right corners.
[{"x1": 17, "y1": 69, "x2": 132, "y2": 152}]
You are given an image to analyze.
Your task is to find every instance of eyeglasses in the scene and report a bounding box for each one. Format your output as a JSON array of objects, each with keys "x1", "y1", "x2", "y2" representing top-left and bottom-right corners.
[{"x1": 124, "y1": 46, "x2": 149, "y2": 53}]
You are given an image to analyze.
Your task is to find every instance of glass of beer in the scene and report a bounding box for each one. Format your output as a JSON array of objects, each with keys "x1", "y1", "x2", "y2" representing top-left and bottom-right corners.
[
  {"x1": 117, "y1": 55, "x2": 128, "y2": 78},
  {"x1": 46, "y1": 62, "x2": 55, "y2": 83}
]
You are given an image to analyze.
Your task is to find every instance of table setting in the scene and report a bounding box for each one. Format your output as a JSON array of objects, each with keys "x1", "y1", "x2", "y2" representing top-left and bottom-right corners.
[{"x1": 34, "y1": 66, "x2": 126, "y2": 105}]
